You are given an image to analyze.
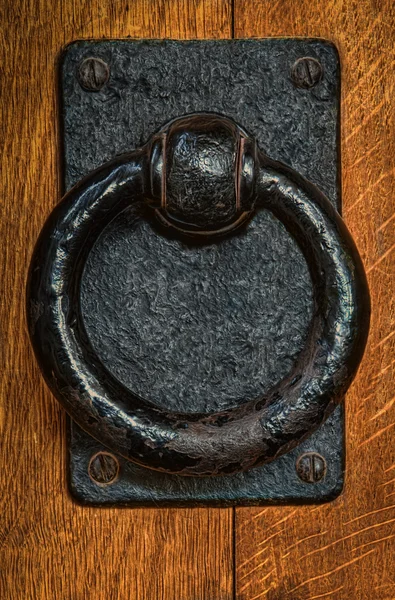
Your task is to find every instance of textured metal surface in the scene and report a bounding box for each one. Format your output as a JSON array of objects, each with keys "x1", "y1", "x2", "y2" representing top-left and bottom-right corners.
[
  {"x1": 47, "y1": 39, "x2": 346, "y2": 502},
  {"x1": 69, "y1": 409, "x2": 343, "y2": 505}
]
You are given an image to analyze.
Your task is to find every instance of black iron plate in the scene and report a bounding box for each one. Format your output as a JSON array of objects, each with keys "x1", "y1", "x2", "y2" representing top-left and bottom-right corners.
[{"x1": 61, "y1": 39, "x2": 343, "y2": 505}]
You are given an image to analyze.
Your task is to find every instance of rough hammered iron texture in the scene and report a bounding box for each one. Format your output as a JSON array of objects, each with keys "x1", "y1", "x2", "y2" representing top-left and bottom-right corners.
[{"x1": 59, "y1": 39, "x2": 343, "y2": 504}]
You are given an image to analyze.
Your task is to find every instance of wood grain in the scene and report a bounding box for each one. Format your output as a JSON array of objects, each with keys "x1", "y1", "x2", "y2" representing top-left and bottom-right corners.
[
  {"x1": 234, "y1": 1, "x2": 395, "y2": 599},
  {"x1": 0, "y1": 2, "x2": 233, "y2": 599},
  {"x1": 2, "y1": 1, "x2": 394, "y2": 598}
]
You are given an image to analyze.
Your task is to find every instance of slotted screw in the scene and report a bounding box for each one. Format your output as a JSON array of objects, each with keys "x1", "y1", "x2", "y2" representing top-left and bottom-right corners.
[
  {"x1": 291, "y1": 57, "x2": 322, "y2": 89},
  {"x1": 78, "y1": 57, "x2": 110, "y2": 92},
  {"x1": 88, "y1": 451, "x2": 119, "y2": 485},
  {"x1": 296, "y1": 452, "x2": 327, "y2": 483}
]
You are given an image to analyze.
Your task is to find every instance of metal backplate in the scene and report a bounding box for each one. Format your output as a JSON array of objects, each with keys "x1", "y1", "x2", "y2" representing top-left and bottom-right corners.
[{"x1": 61, "y1": 39, "x2": 343, "y2": 505}]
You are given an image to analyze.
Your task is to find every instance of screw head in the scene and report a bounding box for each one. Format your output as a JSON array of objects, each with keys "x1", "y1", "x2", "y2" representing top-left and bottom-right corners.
[
  {"x1": 78, "y1": 57, "x2": 110, "y2": 92},
  {"x1": 291, "y1": 57, "x2": 322, "y2": 89},
  {"x1": 88, "y1": 451, "x2": 119, "y2": 485},
  {"x1": 296, "y1": 452, "x2": 326, "y2": 483}
]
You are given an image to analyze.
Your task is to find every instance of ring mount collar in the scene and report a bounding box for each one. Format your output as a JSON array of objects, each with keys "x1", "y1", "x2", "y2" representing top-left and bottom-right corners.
[{"x1": 147, "y1": 114, "x2": 258, "y2": 237}]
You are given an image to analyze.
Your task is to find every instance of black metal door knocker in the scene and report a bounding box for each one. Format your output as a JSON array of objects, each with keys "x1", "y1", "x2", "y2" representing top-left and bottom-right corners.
[{"x1": 27, "y1": 112, "x2": 370, "y2": 477}]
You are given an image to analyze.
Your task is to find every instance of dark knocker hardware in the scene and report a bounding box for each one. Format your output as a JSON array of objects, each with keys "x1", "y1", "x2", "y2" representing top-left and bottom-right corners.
[{"x1": 27, "y1": 39, "x2": 370, "y2": 505}]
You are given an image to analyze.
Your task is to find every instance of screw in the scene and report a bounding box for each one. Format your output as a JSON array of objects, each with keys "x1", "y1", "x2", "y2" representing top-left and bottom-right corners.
[
  {"x1": 78, "y1": 57, "x2": 110, "y2": 92},
  {"x1": 296, "y1": 452, "x2": 326, "y2": 483},
  {"x1": 88, "y1": 451, "x2": 119, "y2": 485},
  {"x1": 291, "y1": 57, "x2": 322, "y2": 89}
]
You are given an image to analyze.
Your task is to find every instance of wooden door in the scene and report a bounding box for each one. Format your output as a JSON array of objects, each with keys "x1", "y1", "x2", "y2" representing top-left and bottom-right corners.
[{"x1": 1, "y1": 1, "x2": 393, "y2": 599}]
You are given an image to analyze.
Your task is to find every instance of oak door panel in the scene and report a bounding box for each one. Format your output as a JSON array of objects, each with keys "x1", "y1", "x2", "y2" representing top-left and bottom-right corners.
[
  {"x1": 234, "y1": 2, "x2": 395, "y2": 599},
  {"x1": 0, "y1": 2, "x2": 233, "y2": 599}
]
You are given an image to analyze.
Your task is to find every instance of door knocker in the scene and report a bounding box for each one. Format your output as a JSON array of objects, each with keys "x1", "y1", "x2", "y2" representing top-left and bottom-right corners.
[{"x1": 27, "y1": 112, "x2": 370, "y2": 476}]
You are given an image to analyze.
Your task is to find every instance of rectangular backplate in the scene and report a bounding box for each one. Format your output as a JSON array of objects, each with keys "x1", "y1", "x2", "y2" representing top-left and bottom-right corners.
[{"x1": 61, "y1": 39, "x2": 343, "y2": 506}]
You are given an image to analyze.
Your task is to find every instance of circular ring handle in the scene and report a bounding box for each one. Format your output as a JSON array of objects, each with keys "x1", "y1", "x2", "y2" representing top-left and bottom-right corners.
[{"x1": 27, "y1": 114, "x2": 370, "y2": 476}]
